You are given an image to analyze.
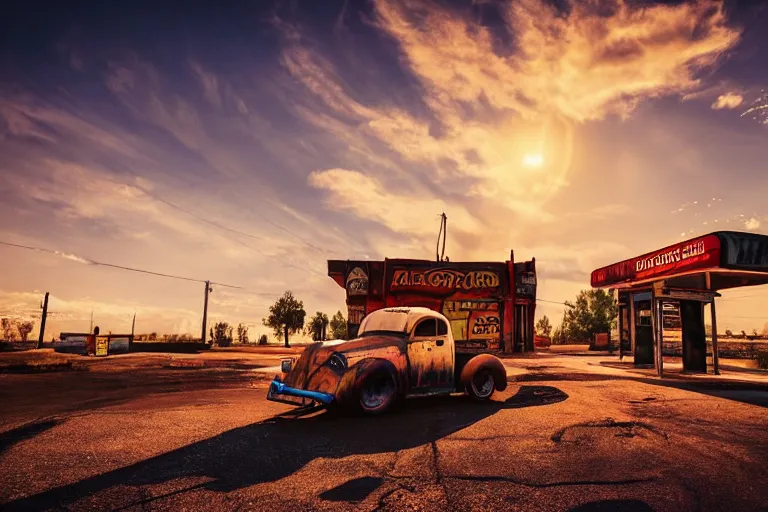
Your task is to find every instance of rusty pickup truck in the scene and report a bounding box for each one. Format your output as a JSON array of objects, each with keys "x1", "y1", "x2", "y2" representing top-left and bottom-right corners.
[{"x1": 267, "y1": 307, "x2": 508, "y2": 414}]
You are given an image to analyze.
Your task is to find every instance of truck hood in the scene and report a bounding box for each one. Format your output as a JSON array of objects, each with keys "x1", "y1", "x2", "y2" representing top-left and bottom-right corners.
[
  {"x1": 319, "y1": 334, "x2": 407, "y2": 353},
  {"x1": 283, "y1": 334, "x2": 406, "y2": 390}
]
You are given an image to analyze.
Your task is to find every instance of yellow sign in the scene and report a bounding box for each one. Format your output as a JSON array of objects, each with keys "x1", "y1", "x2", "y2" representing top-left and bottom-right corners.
[{"x1": 95, "y1": 336, "x2": 109, "y2": 357}]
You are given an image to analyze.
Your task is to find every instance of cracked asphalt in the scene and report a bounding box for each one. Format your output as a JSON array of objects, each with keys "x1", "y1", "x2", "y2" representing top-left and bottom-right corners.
[{"x1": 1, "y1": 350, "x2": 766, "y2": 511}]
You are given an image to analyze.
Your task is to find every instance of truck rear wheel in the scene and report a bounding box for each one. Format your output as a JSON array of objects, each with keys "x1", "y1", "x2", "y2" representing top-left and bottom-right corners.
[{"x1": 467, "y1": 368, "x2": 495, "y2": 400}]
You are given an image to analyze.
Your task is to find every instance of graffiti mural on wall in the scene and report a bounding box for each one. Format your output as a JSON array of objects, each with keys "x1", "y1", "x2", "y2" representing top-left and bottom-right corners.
[
  {"x1": 469, "y1": 313, "x2": 500, "y2": 339},
  {"x1": 442, "y1": 301, "x2": 502, "y2": 350},
  {"x1": 346, "y1": 267, "x2": 369, "y2": 296},
  {"x1": 348, "y1": 304, "x2": 365, "y2": 325},
  {"x1": 328, "y1": 258, "x2": 536, "y2": 352}
]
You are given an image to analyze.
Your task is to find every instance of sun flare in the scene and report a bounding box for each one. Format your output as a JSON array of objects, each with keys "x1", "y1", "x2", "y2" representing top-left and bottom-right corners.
[{"x1": 522, "y1": 154, "x2": 544, "y2": 168}]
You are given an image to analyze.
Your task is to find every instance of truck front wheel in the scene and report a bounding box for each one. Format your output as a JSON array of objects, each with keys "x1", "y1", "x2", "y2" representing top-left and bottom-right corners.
[
  {"x1": 467, "y1": 368, "x2": 495, "y2": 400},
  {"x1": 359, "y1": 369, "x2": 398, "y2": 414}
]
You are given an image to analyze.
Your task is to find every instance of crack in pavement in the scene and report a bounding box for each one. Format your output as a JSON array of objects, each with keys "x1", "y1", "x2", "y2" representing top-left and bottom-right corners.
[
  {"x1": 430, "y1": 441, "x2": 442, "y2": 484},
  {"x1": 443, "y1": 475, "x2": 657, "y2": 488}
]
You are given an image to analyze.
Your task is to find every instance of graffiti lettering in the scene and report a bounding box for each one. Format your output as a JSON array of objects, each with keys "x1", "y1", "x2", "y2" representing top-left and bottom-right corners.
[
  {"x1": 459, "y1": 301, "x2": 499, "y2": 311},
  {"x1": 469, "y1": 314, "x2": 500, "y2": 339},
  {"x1": 392, "y1": 269, "x2": 500, "y2": 291}
]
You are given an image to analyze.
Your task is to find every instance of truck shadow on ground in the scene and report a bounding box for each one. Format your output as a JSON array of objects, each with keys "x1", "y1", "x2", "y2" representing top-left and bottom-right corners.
[{"x1": 3, "y1": 385, "x2": 567, "y2": 511}]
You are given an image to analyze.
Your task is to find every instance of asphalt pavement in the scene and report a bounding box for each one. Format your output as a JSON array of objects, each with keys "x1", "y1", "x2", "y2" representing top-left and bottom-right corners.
[{"x1": 1, "y1": 349, "x2": 766, "y2": 511}]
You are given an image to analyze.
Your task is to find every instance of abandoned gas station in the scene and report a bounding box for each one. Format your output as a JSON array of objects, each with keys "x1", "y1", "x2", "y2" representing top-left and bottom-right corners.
[
  {"x1": 591, "y1": 231, "x2": 768, "y2": 376},
  {"x1": 328, "y1": 251, "x2": 537, "y2": 353}
]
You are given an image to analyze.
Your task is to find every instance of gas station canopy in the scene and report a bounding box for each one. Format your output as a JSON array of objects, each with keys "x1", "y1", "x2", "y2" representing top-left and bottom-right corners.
[{"x1": 591, "y1": 231, "x2": 768, "y2": 292}]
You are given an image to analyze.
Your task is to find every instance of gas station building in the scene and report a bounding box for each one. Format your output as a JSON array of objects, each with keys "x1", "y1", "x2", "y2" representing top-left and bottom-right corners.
[
  {"x1": 328, "y1": 252, "x2": 537, "y2": 353},
  {"x1": 591, "y1": 231, "x2": 768, "y2": 376}
]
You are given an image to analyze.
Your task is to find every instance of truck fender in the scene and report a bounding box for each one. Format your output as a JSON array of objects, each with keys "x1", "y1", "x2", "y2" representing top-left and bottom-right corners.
[
  {"x1": 334, "y1": 358, "x2": 401, "y2": 407},
  {"x1": 459, "y1": 354, "x2": 507, "y2": 392}
]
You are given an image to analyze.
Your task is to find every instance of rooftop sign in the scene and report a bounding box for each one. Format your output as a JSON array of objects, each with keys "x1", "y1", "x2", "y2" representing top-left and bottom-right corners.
[{"x1": 591, "y1": 234, "x2": 721, "y2": 288}]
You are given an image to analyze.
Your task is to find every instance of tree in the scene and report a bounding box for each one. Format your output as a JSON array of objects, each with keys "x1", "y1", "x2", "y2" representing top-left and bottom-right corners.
[
  {"x1": 149, "y1": 332, "x2": 157, "y2": 341},
  {"x1": 551, "y1": 326, "x2": 562, "y2": 345},
  {"x1": 262, "y1": 291, "x2": 306, "y2": 348},
  {"x1": 329, "y1": 311, "x2": 348, "y2": 340},
  {"x1": 2, "y1": 318, "x2": 14, "y2": 341},
  {"x1": 306, "y1": 312, "x2": 329, "y2": 341},
  {"x1": 237, "y1": 323, "x2": 249, "y2": 344},
  {"x1": 535, "y1": 315, "x2": 552, "y2": 338},
  {"x1": 17, "y1": 320, "x2": 34, "y2": 342},
  {"x1": 258, "y1": 334, "x2": 268, "y2": 345},
  {"x1": 561, "y1": 289, "x2": 618, "y2": 344},
  {"x1": 211, "y1": 322, "x2": 234, "y2": 347}
]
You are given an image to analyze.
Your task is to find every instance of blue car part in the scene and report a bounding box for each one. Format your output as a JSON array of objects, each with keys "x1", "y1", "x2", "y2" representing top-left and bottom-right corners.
[{"x1": 268, "y1": 378, "x2": 335, "y2": 405}]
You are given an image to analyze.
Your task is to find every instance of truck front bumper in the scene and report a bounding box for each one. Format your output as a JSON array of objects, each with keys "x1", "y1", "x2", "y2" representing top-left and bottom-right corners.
[{"x1": 267, "y1": 377, "x2": 335, "y2": 406}]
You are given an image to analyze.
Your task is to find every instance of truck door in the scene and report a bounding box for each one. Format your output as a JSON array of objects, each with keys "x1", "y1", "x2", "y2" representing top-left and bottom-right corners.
[{"x1": 408, "y1": 318, "x2": 454, "y2": 391}]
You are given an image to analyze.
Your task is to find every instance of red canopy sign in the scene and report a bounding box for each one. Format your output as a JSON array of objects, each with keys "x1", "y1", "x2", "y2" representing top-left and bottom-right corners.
[{"x1": 591, "y1": 234, "x2": 721, "y2": 288}]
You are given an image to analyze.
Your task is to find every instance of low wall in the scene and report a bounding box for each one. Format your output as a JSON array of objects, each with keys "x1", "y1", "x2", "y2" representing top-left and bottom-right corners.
[
  {"x1": 45, "y1": 341, "x2": 87, "y2": 355},
  {"x1": 130, "y1": 342, "x2": 210, "y2": 353}
]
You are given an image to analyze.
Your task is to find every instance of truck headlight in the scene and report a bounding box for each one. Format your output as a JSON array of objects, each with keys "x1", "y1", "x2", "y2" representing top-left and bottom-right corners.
[
  {"x1": 281, "y1": 359, "x2": 293, "y2": 373},
  {"x1": 327, "y1": 352, "x2": 347, "y2": 373}
]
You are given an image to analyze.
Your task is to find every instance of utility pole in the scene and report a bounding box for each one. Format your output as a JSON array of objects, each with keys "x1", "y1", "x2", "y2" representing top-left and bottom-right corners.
[
  {"x1": 37, "y1": 292, "x2": 49, "y2": 349},
  {"x1": 89, "y1": 311, "x2": 93, "y2": 334},
  {"x1": 130, "y1": 312, "x2": 136, "y2": 351},
  {"x1": 201, "y1": 280, "x2": 212, "y2": 343}
]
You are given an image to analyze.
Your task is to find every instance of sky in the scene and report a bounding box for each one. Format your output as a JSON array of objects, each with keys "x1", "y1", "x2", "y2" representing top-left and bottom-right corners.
[{"x1": 1, "y1": 0, "x2": 768, "y2": 340}]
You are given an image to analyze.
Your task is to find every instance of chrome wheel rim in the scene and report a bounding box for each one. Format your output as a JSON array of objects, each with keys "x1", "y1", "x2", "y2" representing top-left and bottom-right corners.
[
  {"x1": 361, "y1": 374, "x2": 395, "y2": 409},
  {"x1": 471, "y1": 371, "x2": 494, "y2": 398}
]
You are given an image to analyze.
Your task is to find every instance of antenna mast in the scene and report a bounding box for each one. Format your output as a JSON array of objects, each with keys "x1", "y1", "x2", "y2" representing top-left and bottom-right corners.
[{"x1": 435, "y1": 212, "x2": 448, "y2": 262}]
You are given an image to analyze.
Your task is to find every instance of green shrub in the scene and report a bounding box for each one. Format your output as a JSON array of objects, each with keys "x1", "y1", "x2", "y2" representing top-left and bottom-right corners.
[{"x1": 756, "y1": 351, "x2": 768, "y2": 370}]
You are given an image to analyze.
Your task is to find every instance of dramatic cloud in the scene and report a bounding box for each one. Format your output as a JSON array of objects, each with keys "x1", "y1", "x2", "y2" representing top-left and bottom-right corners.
[
  {"x1": 373, "y1": 0, "x2": 741, "y2": 122},
  {"x1": 712, "y1": 93, "x2": 744, "y2": 109},
  {"x1": 308, "y1": 168, "x2": 483, "y2": 236},
  {"x1": 292, "y1": 0, "x2": 741, "y2": 265}
]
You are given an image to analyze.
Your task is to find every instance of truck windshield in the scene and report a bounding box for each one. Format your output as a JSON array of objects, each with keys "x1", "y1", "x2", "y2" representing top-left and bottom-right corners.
[{"x1": 358, "y1": 311, "x2": 408, "y2": 336}]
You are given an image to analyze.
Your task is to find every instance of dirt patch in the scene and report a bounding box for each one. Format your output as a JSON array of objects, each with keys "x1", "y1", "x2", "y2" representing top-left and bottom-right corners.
[
  {"x1": 628, "y1": 397, "x2": 658, "y2": 404},
  {"x1": 514, "y1": 373, "x2": 618, "y2": 382},
  {"x1": 0, "y1": 361, "x2": 84, "y2": 374},
  {"x1": 551, "y1": 418, "x2": 668, "y2": 444}
]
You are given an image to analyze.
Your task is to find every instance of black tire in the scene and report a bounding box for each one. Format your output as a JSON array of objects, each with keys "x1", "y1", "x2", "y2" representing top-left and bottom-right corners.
[
  {"x1": 466, "y1": 368, "x2": 495, "y2": 400},
  {"x1": 358, "y1": 369, "x2": 398, "y2": 415}
]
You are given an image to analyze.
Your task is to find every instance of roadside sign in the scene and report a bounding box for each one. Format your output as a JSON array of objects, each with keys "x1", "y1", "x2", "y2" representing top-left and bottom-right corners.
[{"x1": 95, "y1": 336, "x2": 109, "y2": 357}]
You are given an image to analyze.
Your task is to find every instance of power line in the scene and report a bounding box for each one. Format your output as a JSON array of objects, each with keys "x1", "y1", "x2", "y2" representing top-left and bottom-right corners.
[
  {"x1": 126, "y1": 179, "x2": 332, "y2": 278},
  {"x1": 537, "y1": 298, "x2": 572, "y2": 306},
  {"x1": 0, "y1": 241, "x2": 241, "y2": 288},
  {"x1": 126, "y1": 172, "x2": 338, "y2": 256}
]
